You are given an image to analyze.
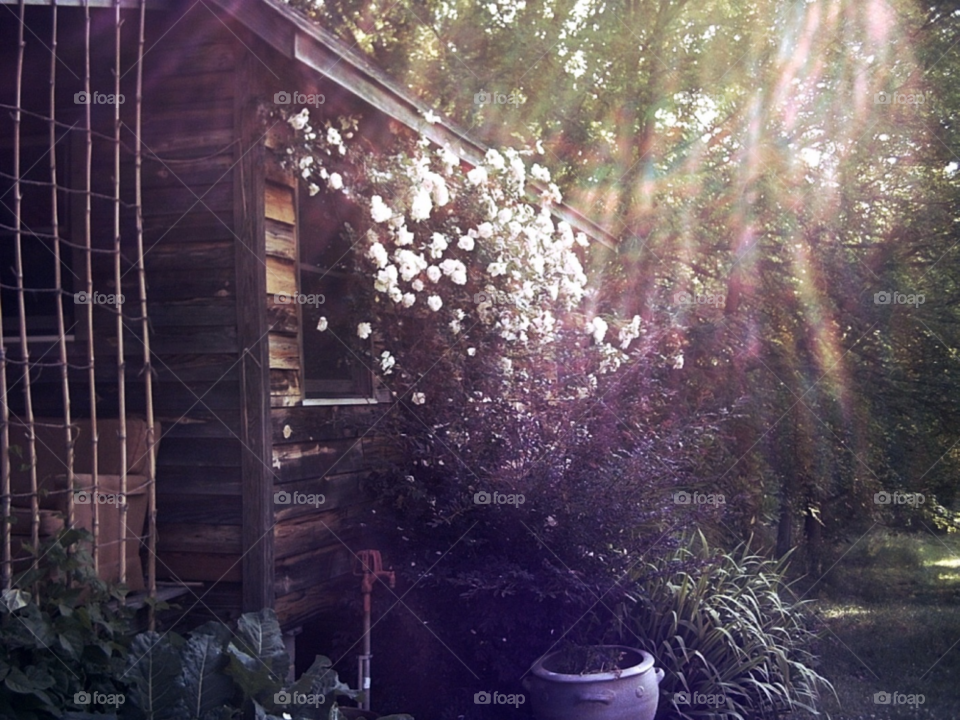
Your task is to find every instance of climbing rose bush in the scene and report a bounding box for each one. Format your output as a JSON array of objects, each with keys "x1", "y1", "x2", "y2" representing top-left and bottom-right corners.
[
  {"x1": 271, "y1": 106, "x2": 645, "y2": 406},
  {"x1": 265, "y1": 105, "x2": 733, "y2": 716}
]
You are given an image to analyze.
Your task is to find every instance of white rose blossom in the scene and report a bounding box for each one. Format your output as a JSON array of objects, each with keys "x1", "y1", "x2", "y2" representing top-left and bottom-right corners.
[
  {"x1": 587, "y1": 317, "x2": 608, "y2": 344},
  {"x1": 427, "y1": 295, "x2": 443, "y2": 312},
  {"x1": 380, "y1": 351, "x2": 396, "y2": 373},
  {"x1": 410, "y1": 187, "x2": 433, "y2": 221},
  {"x1": 316, "y1": 317, "x2": 328, "y2": 332},
  {"x1": 411, "y1": 391, "x2": 426, "y2": 405},
  {"x1": 396, "y1": 225, "x2": 415, "y2": 245},
  {"x1": 370, "y1": 196, "x2": 393, "y2": 223},
  {"x1": 485, "y1": 149, "x2": 506, "y2": 171},
  {"x1": 530, "y1": 163, "x2": 550, "y2": 182},
  {"x1": 429, "y1": 233, "x2": 449, "y2": 258},
  {"x1": 357, "y1": 322, "x2": 372, "y2": 339},
  {"x1": 467, "y1": 166, "x2": 488, "y2": 185},
  {"x1": 287, "y1": 108, "x2": 310, "y2": 130},
  {"x1": 368, "y1": 241, "x2": 389, "y2": 269}
]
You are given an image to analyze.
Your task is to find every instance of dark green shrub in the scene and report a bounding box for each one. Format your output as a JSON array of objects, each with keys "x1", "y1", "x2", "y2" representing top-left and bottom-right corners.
[
  {"x1": 0, "y1": 528, "x2": 134, "y2": 720},
  {"x1": 619, "y1": 533, "x2": 833, "y2": 720}
]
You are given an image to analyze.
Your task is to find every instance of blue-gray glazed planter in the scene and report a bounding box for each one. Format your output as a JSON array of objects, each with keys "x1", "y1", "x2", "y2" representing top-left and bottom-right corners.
[{"x1": 523, "y1": 646, "x2": 664, "y2": 720}]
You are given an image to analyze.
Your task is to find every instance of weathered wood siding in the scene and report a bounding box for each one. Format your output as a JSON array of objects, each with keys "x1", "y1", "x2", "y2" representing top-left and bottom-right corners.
[
  {"x1": 137, "y1": 13, "x2": 244, "y2": 610},
  {"x1": 1, "y1": 1, "x2": 396, "y2": 630}
]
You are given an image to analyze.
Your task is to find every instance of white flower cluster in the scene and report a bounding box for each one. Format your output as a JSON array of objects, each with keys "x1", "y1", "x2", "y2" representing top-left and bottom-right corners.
[
  {"x1": 280, "y1": 108, "x2": 644, "y2": 403},
  {"x1": 285, "y1": 109, "x2": 355, "y2": 196}
]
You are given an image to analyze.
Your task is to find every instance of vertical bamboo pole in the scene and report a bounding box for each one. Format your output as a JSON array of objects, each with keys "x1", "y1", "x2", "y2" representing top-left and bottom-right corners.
[
  {"x1": 50, "y1": 0, "x2": 76, "y2": 535},
  {"x1": 0, "y1": 247, "x2": 8, "y2": 586},
  {"x1": 13, "y1": 0, "x2": 41, "y2": 576},
  {"x1": 133, "y1": 0, "x2": 157, "y2": 623},
  {"x1": 113, "y1": 0, "x2": 129, "y2": 592},
  {"x1": 0, "y1": 3, "x2": 12, "y2": 586},
  {"x1": 0, "y1": 149, "x2": 8, "y2": 588},
  {"x1": 84, "y1": 0, "x2": 100, "y2": 577}
]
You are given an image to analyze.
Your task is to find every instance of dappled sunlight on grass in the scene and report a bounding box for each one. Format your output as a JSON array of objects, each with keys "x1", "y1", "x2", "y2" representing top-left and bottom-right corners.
[
  {"x1": 820, "y1": 605, "x2": 872, "y2": 620},
  {"x1": 796, "y1": 533, "x2": 960, "y2": 719},
  {"x1": 924, "y1": 557, "x2": 960, "y2": 569}
]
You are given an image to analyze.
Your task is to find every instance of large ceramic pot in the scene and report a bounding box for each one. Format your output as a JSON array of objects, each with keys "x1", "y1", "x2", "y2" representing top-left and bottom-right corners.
[{"x1": 522, "y1": 646, "x2": 664, "y2": 720}]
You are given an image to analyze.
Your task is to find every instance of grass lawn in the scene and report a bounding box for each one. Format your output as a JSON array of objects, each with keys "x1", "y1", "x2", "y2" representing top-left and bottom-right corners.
[{"x1": 790, "y1": 530, "x2": 960, "y2": 720}]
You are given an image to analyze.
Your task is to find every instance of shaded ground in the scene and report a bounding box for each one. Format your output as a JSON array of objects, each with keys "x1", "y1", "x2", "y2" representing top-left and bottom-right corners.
[
  {"x1": 340, "y1": 530, "x2": 960, "y2": 719},
  {"x1": 791, "y1": 530, "x2": 960, "y2": 720}
]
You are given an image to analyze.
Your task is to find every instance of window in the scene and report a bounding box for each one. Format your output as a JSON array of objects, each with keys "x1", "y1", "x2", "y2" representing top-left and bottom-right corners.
[{"x1": 297, "y1": 185, "x2": 374, "y2": 401}]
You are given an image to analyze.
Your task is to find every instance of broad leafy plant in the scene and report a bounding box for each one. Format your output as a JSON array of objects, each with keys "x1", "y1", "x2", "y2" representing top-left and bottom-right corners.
[
  {"x1": 0, "y1": 528, "x2": 134, "y2": 720},
  {"x1": 0, "y1": 528, "x2": 411, "y2": 720},
  {"x1": 117, "y1": 608, "x2": 409, "y2": 720},
  {"x1": 619, "y1": 533, "x2": 834, "y2": 720}
]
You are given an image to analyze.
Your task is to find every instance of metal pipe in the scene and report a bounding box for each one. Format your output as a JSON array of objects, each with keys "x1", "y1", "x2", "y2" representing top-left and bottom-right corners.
[{"x1": 354, "y1": 550, "x2": 395, "y2": 712}]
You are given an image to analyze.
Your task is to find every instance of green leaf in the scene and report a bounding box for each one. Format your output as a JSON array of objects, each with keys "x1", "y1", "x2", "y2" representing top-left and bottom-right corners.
[
  {"x1": 124, "y1": 631, "x2": 185, "y2": 720},
  {"x1": 225, "y1": 609, "x2": 289, "y2": 703},
  {"x1": 177, "y1": 626, "x2": 235, "y2": 719},
  {"x1": 291, "y1": 655, "x2": 358, "y2": 701},
  {"x1": 1, "y1": 588, "x2": 31, "y2": 613}
]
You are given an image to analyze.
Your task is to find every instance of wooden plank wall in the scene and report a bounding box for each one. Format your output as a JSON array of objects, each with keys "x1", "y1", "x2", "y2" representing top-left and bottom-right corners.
[
  {"x1": 136, "y1": 14, "x2": 245, "y2": 609},
  {"x1": 2, "y1": 3, "x2": 398, "y2": 631},
  {"x1": 261, "y1": 143, "x2": 385, "y2": 629},
  {"x1": 265, "y1": 176, "x2": 303, "y2": 408}
]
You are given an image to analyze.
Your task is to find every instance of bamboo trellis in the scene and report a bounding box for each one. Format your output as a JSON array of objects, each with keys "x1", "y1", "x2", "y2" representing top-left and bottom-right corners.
[{"x1": 0, "y1": 0, "x2": 157, "y2": 625}]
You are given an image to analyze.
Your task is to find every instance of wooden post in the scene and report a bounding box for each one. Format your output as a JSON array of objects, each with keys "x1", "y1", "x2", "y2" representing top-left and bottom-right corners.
[{"x1": 235, "y1": 52, "x2": 274, "y2": 612}]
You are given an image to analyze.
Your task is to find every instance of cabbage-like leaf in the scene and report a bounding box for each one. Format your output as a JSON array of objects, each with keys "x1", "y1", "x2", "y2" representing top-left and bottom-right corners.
[
  {"x1": 124, "y1": 631, "x2": 184, "y2": 720},
  {"x1": 177, "y1": 625, "x2": 235, "y2": 719}
]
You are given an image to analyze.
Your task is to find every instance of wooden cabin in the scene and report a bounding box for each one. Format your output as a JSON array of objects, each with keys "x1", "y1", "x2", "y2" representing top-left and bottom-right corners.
[{"x1": 0, "y1": 0, "x2": 615, "y2": 649}]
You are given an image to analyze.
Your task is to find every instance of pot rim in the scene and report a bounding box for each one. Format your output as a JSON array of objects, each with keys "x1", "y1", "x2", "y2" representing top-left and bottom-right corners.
[{"x1": 531, "y1": 645, "x2": 655, "y2": 684}]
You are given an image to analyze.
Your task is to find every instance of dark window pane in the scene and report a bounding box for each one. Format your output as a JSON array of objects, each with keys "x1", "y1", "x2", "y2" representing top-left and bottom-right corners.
[{"x1": 298, "y1": 186, "x2": 371, "y2": 399}]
